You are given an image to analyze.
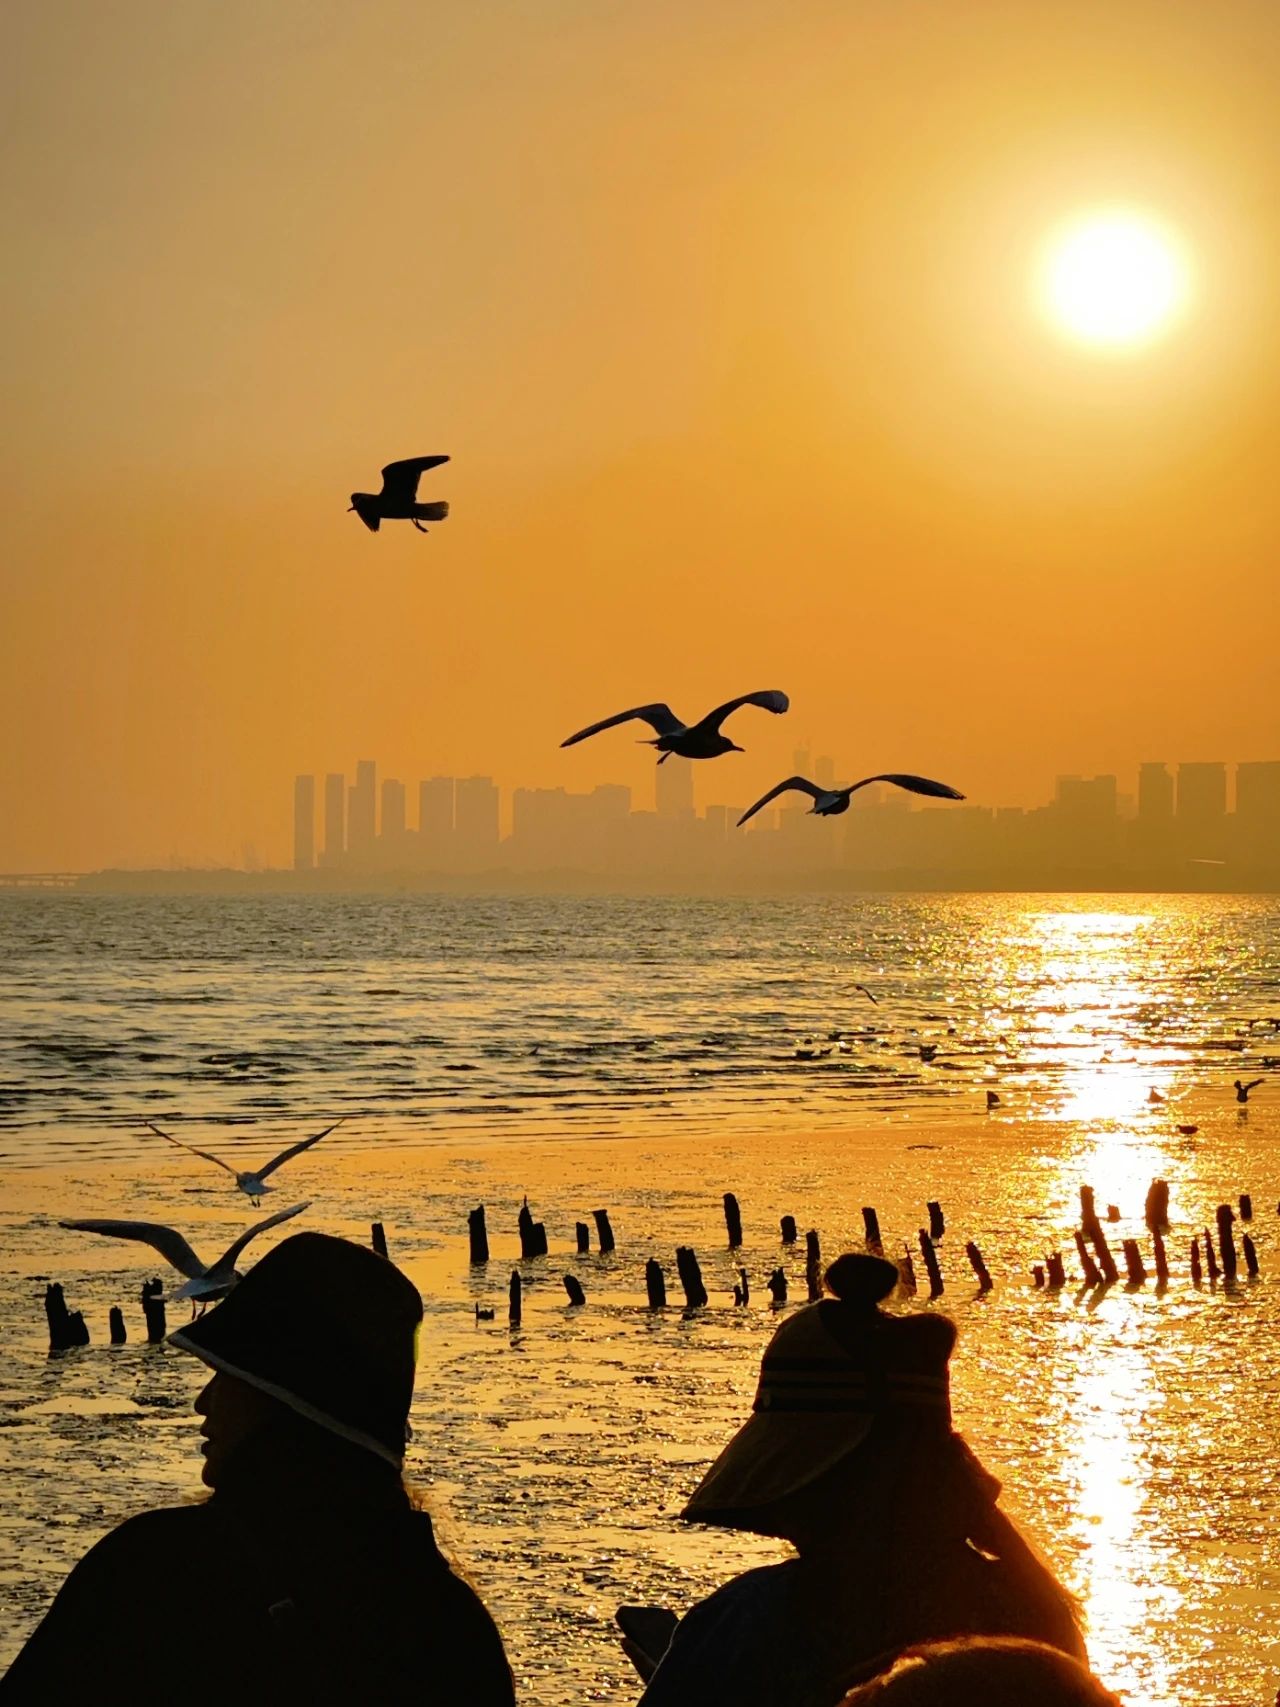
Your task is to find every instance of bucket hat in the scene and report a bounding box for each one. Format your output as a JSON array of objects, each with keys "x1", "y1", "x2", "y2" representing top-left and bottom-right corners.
[
  {"x1": 682, "y1": 1252, "x2": 955, "y2": 1526},
  {"x1": 170, "y1": 1231, "x2": 422, "y2": 1468}
]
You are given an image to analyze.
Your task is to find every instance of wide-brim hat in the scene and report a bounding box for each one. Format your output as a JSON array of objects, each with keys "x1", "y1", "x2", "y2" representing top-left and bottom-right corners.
[
  {"x1": 170, "y1": 1231, "x2": 422, "y2": 1468},
  {"x1": 682, "y1": 1253, "x2": 956, "y2": 1527}
]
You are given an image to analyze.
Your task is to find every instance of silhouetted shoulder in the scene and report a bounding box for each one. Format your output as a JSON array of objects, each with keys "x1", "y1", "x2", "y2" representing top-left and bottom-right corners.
[{"x1": 640, "y1": 1563, "x2": 802, "y2": 1706}]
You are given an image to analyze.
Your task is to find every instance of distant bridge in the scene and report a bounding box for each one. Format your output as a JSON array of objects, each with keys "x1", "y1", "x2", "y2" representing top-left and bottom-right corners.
[{"x1": 0, "y1": 873, "x2": 83, "y2": 889}]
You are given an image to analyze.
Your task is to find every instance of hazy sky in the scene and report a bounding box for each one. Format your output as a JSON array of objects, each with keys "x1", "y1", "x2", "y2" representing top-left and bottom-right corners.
[{"x1": 3, "y1": 0, "x2": 1279, "y2": 868}]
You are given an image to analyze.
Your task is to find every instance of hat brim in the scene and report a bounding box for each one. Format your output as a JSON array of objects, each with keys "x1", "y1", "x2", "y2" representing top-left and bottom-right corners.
[{"x1": 681, "y1": 1408, "x2": 876, "y2": 1527}]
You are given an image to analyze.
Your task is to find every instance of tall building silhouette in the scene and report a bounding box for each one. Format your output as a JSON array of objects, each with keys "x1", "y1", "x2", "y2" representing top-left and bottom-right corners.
[
  {"x1": 815, "y1": 754, "x2": 836, "y2": 789},
  {"x1": 455, "y1": 776, "x2": 500, "y2": 862},
  {"x1": 292, "y1": 775, "x2": 315, "y2": 872},
  {"x1": 655, "y1": 757, "x2": 694, "y2": 819},
  {"x1": 1138, "y1": 762, "x2": 1173, "y2": 822},
  {"x1": 348, "y1": 759, "x2": 377, "y2": 853},
  {"x1": 322, "y1": 773, "x2": 345, "y2": 867},
  {"x1": 1176, "y1": 762, "x2": 1227, "y2": 856},
  {"x1": 381, "y1": 778, "x2": 406, "y2": 840},
  {"x1": 1236, "y1": 761, "x2": 1280, "y2": 861}
]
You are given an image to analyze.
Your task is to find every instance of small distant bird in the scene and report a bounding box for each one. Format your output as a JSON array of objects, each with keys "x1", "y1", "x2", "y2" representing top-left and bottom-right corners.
[
  {"x1": 919, "y1": 1043, "x2": 938, "y2": 1063},
  {"x1": 1147, "y1": 1087, "x2": 1165, "y2": 1104},
  {"x1": 147, "y1": 1119, "x2": 342, "y2": 1202},
  {"x1": 1176, "y1": 1123, "x2": 1198, "y2": 1136},
  {"x1": 736, "y1": 773, "x2": 964, "y2": 828},
  {"x1": 854, "y1": 984, "x2": 879, "y2": 1005},
  {"x1": 561, "y1": 690, "x2": 788, "y2": 763},
  {"x1": 59, "y1": 1202, "x2": 309, "y2": 1305},
  {"x1": 1235, "y1": 1078, "x2": 1264, "y2": 1104},
  {"x1": 349, "y1": 455, "x2": 450, "y2": 533},
  {"x1": 986, "y1": 1090, "x2": 1001, "y2": 1110}
]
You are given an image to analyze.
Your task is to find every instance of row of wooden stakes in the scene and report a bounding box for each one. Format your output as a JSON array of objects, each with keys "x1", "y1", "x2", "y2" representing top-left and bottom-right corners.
[{"x1": 45, "y1": 1279, "x2": 168, "y2": 1353}]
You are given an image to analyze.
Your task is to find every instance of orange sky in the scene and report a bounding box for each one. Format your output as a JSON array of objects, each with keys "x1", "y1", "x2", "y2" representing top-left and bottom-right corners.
[{"x1": 3, "y1": 0, "x2": 1279, "y2": 869}]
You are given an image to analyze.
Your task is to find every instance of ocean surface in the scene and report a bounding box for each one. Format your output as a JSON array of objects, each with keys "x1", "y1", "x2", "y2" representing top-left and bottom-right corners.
[
  {"x1": 2, "y1": 890, "x2": 1278, "y2": 1163},
  {"x1": 3, "y1": 891, "x2": 1280, "y2": 1705}
]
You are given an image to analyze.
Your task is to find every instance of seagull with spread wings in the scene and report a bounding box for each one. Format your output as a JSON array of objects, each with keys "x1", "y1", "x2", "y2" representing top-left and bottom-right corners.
[
  {"x1": 736, "y1": 772, "x2": 964, "y2": 827},
  {"x1": 561, "y1": 690, "x2": 789, "y2": 763},
  {"x1": 59, "y1": 1201, "x2": 310, "y2": 1305},
  {"x1": 147, "y1": 1120, "x2": 342, "y2": 1202},
  {"x1": 349, "y1": 454, "x2": 450, "y2": 532}
]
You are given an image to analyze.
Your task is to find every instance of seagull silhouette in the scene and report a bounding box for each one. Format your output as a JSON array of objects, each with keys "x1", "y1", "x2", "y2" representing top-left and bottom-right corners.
[
  {"x1": 561, "y1": 690, "x2": 788, "y2": 763},
  {"x1": 147, "y1": 1120, "x2": 342, "y2": 1202},
  {"x1": 1234, "y1": 1078, "x2": 1264, "y2": 1104},
  {"x1": 349, "y1": 455, "x2": 450, "y2": 533},
  {"x1": 60, "y1": 1201, "x2": 309, "y2": 1305},
  {"x1": 736, "y1": 773, "x2": 964, "y2": 828}
]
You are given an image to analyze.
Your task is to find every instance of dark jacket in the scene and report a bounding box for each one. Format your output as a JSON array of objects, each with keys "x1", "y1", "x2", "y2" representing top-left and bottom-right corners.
[{"x1": 1, "y1": 1495, "x2": 515, "y2": 1705}]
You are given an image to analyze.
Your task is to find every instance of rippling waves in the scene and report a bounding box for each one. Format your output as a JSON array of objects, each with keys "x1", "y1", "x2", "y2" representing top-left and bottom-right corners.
[{"x1": 1, "y1": 891, "x2": 1277, "y2": 1164}]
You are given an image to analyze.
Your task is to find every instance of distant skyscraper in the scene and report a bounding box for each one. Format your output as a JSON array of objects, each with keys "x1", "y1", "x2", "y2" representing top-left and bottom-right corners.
[
  {"x1": 292, "y1": 775, "x2": 315, "y2": 872},
  {"x1": 418, "y1": 776, "x2": 455, "y2": 841},
  {"x1": 1137, "y1": 762, "x2": 1173, "y2": 822},
  {"x1": 655, "y1": 757, "x2": 694, "y2": 819},
  {"x1": 322, "y1": 773, "x2": 345, "y2": 867},
  {"x1": 455, "y1": 776, "x2": 500, "y2": 862},
  {"x1": 1235, "y1": 761, "x2": 1280, "y2": 862},
  {"x1": 348, "y1": 759, "x2": 377, "y2": 854},
  {"x1": 793, "y1": 747, "x2": 812, "y2": 777},
  {"x1": 815, "y1": 755, "x2": 836, "y2": 789},
  {"x1": 381, "y1": 778, "x2": 406, "y2": 840},
  {"x1": 1176, "y1": 762, "x2": 1226, "y2": 855}
]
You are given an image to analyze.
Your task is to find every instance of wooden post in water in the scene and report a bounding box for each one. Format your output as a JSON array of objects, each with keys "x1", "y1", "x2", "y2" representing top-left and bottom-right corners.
[
  {"x1": 675, "y1": 1247, "x2": 709, "y2": 1309},
  {"x1": 1032, "y1": 1265, "x2": 1045, "y2": 1288},
  {"x1": 1243, "y1": 1233, "x2": 1259, "y2": 1277},
  {"x1": 780, "y1": 1215, "x2": 797, "y2": 1245},
  {"x1": 1072, "y1": 1231, "x2": 1101, "y2": 1289},
  {"x1": 1046, "y1": 1252, "x2": 1067, "y2": 1290},
  {"x1": 1152, "y1": 1229, "x2": 1169, "y2": 1286},
  {"x1": 737, "y1": 1267, "x2": 750, "y2": 1306},
  {"x1": 518, "y1": 1199, "x2": 548, "y2": 1259},
  {"x1": 1144, "y1": 1179, "x2": 1170, "y2": 1231},
  {"x1": 767, "y1": 1266, "x2": 788, "y2": 1305},
  {"x1": 508, "y1": 1271, "x2": 522, "y2": 1326},
  {"x1": 371, "y1": 1222, "x2": 388, "y2": 1259},
  {"x1": 593, "y1": 1210, "x2": 616, "y2": 1254},
  {"x1": 1122, "y1": 1240, "x2": 1146, "y2": 1286},
  {"x1": 645, "y1": 1259, "x2": 667, "y2": 1309},
  {"x1": 899, "y1": 1244, "x2": 917, "y2": 1292},
  {"x1": 468, "y1": 1206, "x2": 489, "y2": 1265},
  {"x1": 1080, "y1": 1186, "x2": 1119, "y2": 1284},
  {"x1": 563, "y1": 1274, "x2": 586, "y2": 1307},
  {"x1": 1239, "y1": 1194, "x2": 1253, "y2": 1222},
  {"x1": 575, "y1": 1222, "x2": 590, "y2": 1255},
  {"x1": 927, "y1": 1201, "x2": 945, "y2": 1240},
  {"x1": 918, "y1": 1230, "x2": 944, "y2": 1298},
  {"x1": 805, "y1": 1230, "x2": 822, "y2": 1301},
  {"x1": 1203, "y1": 1230, "x2": 1220, "y2": 1282},
  {"x1": 44, "y1": 1283, "x2": 74, "y2": 1352},
  {"x1": 965, "y1": 1241, "x2": 993, "y2": 1292},
  {"x1": 108, "y1": 1306, "x2": 126, "y2": 1345},
  {"x1": 862, "y1": 1207, "x2": 883, "y2": 1250},
  {"x1": 1189, "y1": 1238, "x2": 1203, "y2": 1285},
  {"x1": 723, "y1": 1193, "x2": 743, "y2": 1247},
  {"x1": 141, "y1": 1279, "x2": 166, "y2": 1343},
  {"x1": 1216, "y1": 1205, "x2": 1238, "y2": 1280}
]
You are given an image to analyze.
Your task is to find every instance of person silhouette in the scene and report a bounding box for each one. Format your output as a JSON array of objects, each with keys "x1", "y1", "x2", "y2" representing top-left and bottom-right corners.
[
  {"x1": 1234, "y1": 1078, "x2": 1264, "y2": 1104},
  {"x1": 2, "y1": 1233, "x2": 514, "y2": 1706},
  {"x1": 838, "y1": 1636, "x2": 1122, "y2": 1705}
]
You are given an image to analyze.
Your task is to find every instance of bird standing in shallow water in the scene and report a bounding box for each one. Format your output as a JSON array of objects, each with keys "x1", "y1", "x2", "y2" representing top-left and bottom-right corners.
[
  {"x1": 561, "y1": 690, "x2": 788, "y2": 763},
  {"x1": 349, "y1": 454, "x2": 450, "y2": 532},
  {"x1": 735, "y1": 772, "x2": 964, "y2": 827}
]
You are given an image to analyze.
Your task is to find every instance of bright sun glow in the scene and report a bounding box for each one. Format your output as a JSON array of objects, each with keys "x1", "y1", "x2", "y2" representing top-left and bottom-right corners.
[{"x1": 1039, "y1": 210, "x2": 1192, "y2": 351}]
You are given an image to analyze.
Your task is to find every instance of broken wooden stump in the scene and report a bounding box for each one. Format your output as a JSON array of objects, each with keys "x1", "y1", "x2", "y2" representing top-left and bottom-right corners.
[
  {"x1": 675, "y1": 1247, "x2": 708, "y2": 1308},
  {"x1": 518, "y1": 1199, "x2": 548, "y2": 1259},
  {"x1": 141, "y1": 1279, "x2": 166, "y2": 1344},
  {"x1": 1046, "y1": 1251, "x2": 1067, "y2": 1290},
  {"x1": 1073, "y1": 1230, "x2": 1102, "y2": 1289},
  {"x1": 474, "y1": 1303, "x2": 495, "y2": 1322},
  {"x1": 780, "y1": 1215, "x2": 797, "y2": 1245},
  {"x1": 1240, "y1": 1193, "x2": 1253, "y2": 1222},
  {"x1": 1153, "y1": 1228, "x2": 1169, "y2": 1286},
  {"x1": 917, "y1": 1229, "x2": 944, "y2": 1298},
  {"x1": 468, "y1": 1206, "x2": 490, "y2": 1265},
  {"x1": 737, "y1": 1267, "x2": 749, "y2": 1306},
  {"x1": 508, "y1": 1271, "x2": 522, "y2": 1326},
  {"x1": 645, "y1": 1259, "x2": 667, "y2": 1309},
  {"x1": 44, "y1": 1283, "x2": 74, "y2": 1352},
  {"x1": 371, "y1": 1222, "x2": 388, "y2": 1259},
  {"x1": 592, "y1": 1209, "x2": 615, "y2": 1254},
  {"x1": 563, "y1": 1274, "x2": 586, "y2": 1307},
  {"x1": 805, "y1": 1229, "x2": 822, "y2": 1301},
  {"x1": 862, "y1": 1207, "x2": 882, "y2": 1249},
  {"x1": 767, "y1": 1266, "x2": 788, "y2": 1305},
  {"x1": 1144, "y1": 1179, "x2": 1170, "y2": 1231},
  {"x1": 965, "y1": 1241, "x2": 992, "y2": 1292},
  {"x1": 575, "y1": 1222, "x2": 590, "y2": 1255},
  {"x1": 1216, "y1": 1205, "x2": 1238, "y2": 1280},
  {"x1": 1190, "y1": 1238, "x2": 1203, "y2": 1285},
  {"x1": 1243, "y1": 1233, "x2": 1259, "y2": 1277},
  {"x1": 1122, "y1": 1240, "x2": 1146, "y2": 1286},
  {"x1": 1203, "y1": 1230, "x2": 1220, "y2": 1282},
  {"x1": 109, "y1": 1306, "x2": 126, "y2": 1345},
  {"x1": 927, "y1": 1201, "x2": 945, "y2": 1240},
  {"x1": 899, "y1": 1244, "x2": 917, "y2": 1292},
  {"x1": 723, "y1": 1193, "x2": 743, "y2": 1247},
  {"x1": 1080, "y1": 1186, "x2": 1120, "y2": 1284},
  {"x1": 1106, "y1": 1204, "x2": 1121, "y2": 1223}
]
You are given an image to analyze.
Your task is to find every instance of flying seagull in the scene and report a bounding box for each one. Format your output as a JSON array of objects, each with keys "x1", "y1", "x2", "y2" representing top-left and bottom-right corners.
[
  {"x1": 349, "y1": 455, "x2": 450, "y2": 533},
  {"x1": 147, "y1": 1119, "x2": 342, "y2": 1202},
  {"x1": 561, "y1": 690, "x2": 789, "y2": 763},
  {"x1": 59, "y1": 1201, "x2": 310, "y2": 1305},
  {"x1": 736, "y1": 772, "x2": 964, "y2": 828},
  {"x1": 1234, "y1": 1078, "x2": 1264, "y2": 1104}
]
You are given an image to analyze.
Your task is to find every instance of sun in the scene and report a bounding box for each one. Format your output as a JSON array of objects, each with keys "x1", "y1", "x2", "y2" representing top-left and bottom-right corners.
[{"x1": 1038, "y1": 210, "x2": 1192, "y2": 351}]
